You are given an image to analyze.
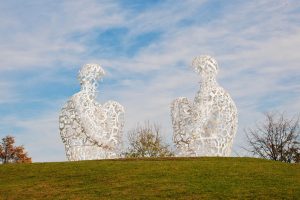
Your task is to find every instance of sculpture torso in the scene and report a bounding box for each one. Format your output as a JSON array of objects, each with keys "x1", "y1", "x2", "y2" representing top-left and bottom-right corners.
[{"x1": 171, "y1": 56, "x2": 238, "y2": 157}]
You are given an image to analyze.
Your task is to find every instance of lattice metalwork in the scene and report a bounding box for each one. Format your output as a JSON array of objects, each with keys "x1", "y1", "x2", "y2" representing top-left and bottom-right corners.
[
  {"x1": 171, "y1": 55, "x2": 238, "y2": 156},
  {"x1": 59, "y1": 64, "x2": 124, "y2": 161}
]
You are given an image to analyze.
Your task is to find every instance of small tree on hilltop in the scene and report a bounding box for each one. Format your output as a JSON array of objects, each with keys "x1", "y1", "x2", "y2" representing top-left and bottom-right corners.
[
  {"x1": 124, "y1": 122, "x2": 174, "y2": 158},
  {"x1": 245, "y1": 112, "x2": 300, "y2": 163},
  {"x1": 0, "y1": 135, "x2": 32, "y2": 164}
]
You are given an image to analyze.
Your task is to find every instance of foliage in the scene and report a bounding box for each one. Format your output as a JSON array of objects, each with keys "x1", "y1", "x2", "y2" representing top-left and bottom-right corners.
[
  {"x1": 0, "y1": 158, "x2": 299, "y2": 199},
  {"x1": 124, "y1": 122, "x2": 174, "y2": 158},
  {"x1": 0, "y1": 135, "x2": 32, "y2": 164},
  {"x1": 245, "y1": 112, "x2": 300, "y2": 163}
]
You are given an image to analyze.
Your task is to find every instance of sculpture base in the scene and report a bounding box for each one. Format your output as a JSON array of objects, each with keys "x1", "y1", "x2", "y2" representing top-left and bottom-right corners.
[{"x1": 65, "y1": 146, "x2": 119, "y2": 161}]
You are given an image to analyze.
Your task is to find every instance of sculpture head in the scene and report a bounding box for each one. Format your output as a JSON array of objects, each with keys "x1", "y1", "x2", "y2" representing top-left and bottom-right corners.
[
  {"x1": 78, "y1": 64, "x2": 105, "y2": 86},
  {"x1": 192, "y1": 55, "x2": 218, "y2": 78}
]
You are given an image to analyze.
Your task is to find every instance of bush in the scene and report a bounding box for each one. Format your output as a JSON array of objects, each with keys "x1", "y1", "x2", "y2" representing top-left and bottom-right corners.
[{"x1": 124, "y1": 122, "x2": 174, "y2": 158}]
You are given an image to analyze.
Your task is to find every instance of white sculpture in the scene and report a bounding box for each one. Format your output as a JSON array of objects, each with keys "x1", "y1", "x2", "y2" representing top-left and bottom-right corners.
[
  {"x1": 59, "y1": 64, "x2": 125, "y2": 161},
  {"x1": 171, "y1": 55, "x2": 238, "y2": 157}
]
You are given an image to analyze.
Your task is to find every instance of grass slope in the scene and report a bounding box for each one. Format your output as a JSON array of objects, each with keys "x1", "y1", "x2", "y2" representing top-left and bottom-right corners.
[{"x1": 0, "y1": 157, "x2": 299, "y2": 199}]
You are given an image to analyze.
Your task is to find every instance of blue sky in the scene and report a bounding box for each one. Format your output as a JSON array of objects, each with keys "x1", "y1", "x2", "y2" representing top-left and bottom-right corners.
[{"x1": 0, "y1": 0, "x2": 299, "y2": 161}]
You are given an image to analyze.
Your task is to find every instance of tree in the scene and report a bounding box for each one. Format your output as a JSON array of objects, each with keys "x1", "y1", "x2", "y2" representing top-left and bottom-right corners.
[
  {"x1": 245, "y1": 112, "x2": 300, "y2": 163},
  {"x1": 124, "y1": 122, "x2": 174, "y2": 158},
  {"x1": 0, "y1": 135, "x2": 32, "y2": 164}
]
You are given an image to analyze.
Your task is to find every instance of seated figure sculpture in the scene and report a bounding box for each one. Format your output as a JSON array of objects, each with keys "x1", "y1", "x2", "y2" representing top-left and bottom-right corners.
[
  {"x1": 59, "y1": 64, "x2": 124, "y2": 161},
  {"x1": 171, "y1": 55, "x2": 238, "y2": 157}
]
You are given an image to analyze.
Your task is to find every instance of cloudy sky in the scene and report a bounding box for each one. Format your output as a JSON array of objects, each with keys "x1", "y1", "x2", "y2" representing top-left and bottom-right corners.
[{"x1": 0, "y1": 0, "x2": 299, "y2": 162}]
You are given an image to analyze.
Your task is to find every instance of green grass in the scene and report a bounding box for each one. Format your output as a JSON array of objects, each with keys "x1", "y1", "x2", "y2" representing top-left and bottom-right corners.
[{"x1": 0, "y1": 157, "x2": 299, "y2": 199}]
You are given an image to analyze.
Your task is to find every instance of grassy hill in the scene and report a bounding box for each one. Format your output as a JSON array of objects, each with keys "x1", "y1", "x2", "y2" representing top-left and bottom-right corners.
[{"x1": 0, "y1": 157, "x2": 299, "y2": 199}]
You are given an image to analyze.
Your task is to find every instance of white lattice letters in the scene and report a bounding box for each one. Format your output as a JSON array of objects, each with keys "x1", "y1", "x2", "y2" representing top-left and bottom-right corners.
[
  {"x1": 59, "y1": 64, "x2": 124, "y2": 161},
  {"x1": 171, "y1": 55, "x2": 238, "y2": 156}
]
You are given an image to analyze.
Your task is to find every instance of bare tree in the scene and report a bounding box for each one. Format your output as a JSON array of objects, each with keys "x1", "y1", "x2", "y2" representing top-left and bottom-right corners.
[
  {"x1": 0, "y1": 135, "x2": 32, "y2": 164},
  {"x1": 245, "y1": 112, "x2": 300, "y2": 163},
  {"x1": 124, "y1": 122, "x2": 174, "y2": 158}
]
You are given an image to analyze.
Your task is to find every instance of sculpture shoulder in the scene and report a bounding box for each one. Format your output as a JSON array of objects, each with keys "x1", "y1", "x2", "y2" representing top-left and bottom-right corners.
[
  {"x1": 70, "y1": 92, "x2": 93, "y2": 109},
  {"x1": 173, "y1": 97, "x2": 189, "y2": 102},
  {"x1": 60, "y1": 92, "x2": 92, "y2": 119},
  {"x1": 171, "y1": 97, "x2": 190, "y2": 106},
  {"x1": 103, "y1": 100, "x2": 124, "y2": 112},
  {"x1": 60, "y1": 97, "x2": 76, "y2": 116},
  {"x1": 71, "y1": 92, "x2": 85, "y2": 103},
  {"x1": 212, "y1": 86, "x2": 237, "y2": 112}
]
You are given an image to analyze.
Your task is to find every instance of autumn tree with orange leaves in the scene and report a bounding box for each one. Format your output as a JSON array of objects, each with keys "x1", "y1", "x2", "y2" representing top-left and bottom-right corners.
[{"x1": 0, "y1": 135, "x2": 31, "y2": 164}]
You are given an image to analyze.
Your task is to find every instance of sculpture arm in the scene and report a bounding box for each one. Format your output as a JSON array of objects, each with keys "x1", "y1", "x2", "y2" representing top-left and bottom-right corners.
[
  {"x1": 171, "y1": 97, "x2": 193, "y2": 145},
  {"x1": 102, "y1": 100, "x2": 125, "y2": 146},
  {"x1": 72, "y1": 95, "x2": 116, "y2": 149}
]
